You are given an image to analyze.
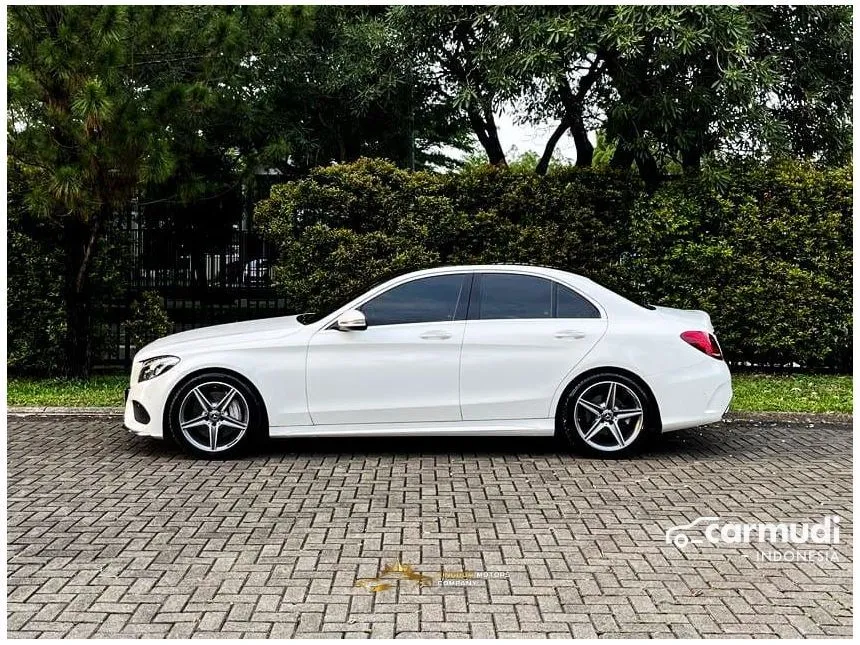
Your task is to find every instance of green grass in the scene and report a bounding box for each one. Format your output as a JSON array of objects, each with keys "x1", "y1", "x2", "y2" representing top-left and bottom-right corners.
[
  {"x1": 731, "y1": 374, "x2": 852, "y2": 414},
  {"x1": 5, "y1": 373, "x2": 853, "y2": 414},
  {"x1": 7, "y1": 375, "x2": 128, "y2": 407}
]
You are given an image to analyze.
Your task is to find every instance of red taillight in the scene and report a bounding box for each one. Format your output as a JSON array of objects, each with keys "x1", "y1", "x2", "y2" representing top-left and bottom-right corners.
[{"x1": 680, "y1": 331, "x2": 723, "y2": 360}]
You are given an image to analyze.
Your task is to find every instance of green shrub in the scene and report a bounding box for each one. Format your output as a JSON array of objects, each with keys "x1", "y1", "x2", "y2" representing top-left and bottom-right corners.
[
  {"x1": 124, "y1": 291, "x2": 172, "y2": 350},
  {"x1": 7, "y1": 172, "x2": 126, "y2": 375},
  {"x1": 625, "y1": 162, "x2": 852, "y2": 370},
  {"x1": 256, "y1": 158, "x2": 851, "y2": 371},
  {"x1": 255, "y1": 158, "x2": 639, "y2": 313},
  {"x1": 7, "y1": 227, "x2": 67, "y2": 375}
]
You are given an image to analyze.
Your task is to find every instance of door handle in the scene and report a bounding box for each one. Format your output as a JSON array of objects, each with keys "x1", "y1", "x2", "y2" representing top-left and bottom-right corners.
[
  {"x1": 420, "y1": 330, "x2": 452, "y2": 340},
  {"x1": 554, "y1": 329, "x2": 586, "y2": 339}
]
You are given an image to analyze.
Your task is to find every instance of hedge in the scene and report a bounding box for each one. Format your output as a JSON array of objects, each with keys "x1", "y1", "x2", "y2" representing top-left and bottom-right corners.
[
  {"x1": 7, "y1": 183, "x2": 126, "y2": 376},
  {"x1": 256, "y1": 158, "x2": 851, "y2": 371}
]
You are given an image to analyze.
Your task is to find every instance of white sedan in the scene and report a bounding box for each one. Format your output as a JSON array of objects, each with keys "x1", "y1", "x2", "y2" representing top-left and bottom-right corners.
[{"x1": 124, "y1": 265, "x2": 732, "y2": 458}]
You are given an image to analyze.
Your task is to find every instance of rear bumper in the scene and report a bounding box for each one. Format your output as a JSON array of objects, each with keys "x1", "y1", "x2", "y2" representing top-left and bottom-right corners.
[{"x1": 652, "y1": 359, "x2": 732, "y2": 432}]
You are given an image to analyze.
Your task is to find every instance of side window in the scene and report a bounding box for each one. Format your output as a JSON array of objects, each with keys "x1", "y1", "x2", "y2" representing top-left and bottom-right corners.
[
  {"x1": 556, "y1": 284, "x2": 600, "y2": 318},
  {"x1": 479, "y1": 274, "x2": 553, "y2": 320},
  {"x1": 360, "y1": 275, "x2": 466, "y2": 326}
]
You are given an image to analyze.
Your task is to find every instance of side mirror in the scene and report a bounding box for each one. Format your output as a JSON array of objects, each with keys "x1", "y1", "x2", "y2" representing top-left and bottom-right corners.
[{"x1": 336, "y1": 309, "x2": 367, "y2": 331}]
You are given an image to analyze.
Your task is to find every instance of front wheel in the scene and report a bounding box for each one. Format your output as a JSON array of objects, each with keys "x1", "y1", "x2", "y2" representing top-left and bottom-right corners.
[
  {"x1": 167, "y1": 372, "x2": 263, "y2": 459},
  {"x1": 559, "y1": 373, "x2": 655, "y2": 457}
]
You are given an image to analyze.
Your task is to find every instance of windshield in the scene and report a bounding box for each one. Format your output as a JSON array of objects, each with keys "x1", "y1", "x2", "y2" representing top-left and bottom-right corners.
[{"x1": 295, "y1": 272, "x2": 409, "y2": 325}]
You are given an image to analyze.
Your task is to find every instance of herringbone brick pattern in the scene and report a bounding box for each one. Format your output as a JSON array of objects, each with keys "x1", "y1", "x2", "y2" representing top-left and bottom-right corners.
[{"x1": 7, "y1": 416, "x2": 852, "y2": 638}]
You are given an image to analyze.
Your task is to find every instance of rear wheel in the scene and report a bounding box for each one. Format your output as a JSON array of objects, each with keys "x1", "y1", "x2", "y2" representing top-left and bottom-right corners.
[
  {"x1": 167, "y1": 372, "x2": 262, "y2": 459},
  {"x1": 559, "y1": 373, "x2": 654, "y2": 457}
]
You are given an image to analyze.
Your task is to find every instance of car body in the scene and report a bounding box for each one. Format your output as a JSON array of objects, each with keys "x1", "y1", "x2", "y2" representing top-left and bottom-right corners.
[{"x1": 124, "y1": 264, "x2": 732, "y2": 457}]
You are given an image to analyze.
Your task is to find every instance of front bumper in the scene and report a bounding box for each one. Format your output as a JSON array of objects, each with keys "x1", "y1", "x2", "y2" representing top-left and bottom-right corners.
[{"x1": 123, "y1": 367, "x2": 171, "y2": 439}]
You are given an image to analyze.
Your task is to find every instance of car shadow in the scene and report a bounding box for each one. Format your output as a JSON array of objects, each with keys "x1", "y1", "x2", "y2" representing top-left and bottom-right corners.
[{"x1": 132, "y1": 421, "x2": 826, "y2": 462}]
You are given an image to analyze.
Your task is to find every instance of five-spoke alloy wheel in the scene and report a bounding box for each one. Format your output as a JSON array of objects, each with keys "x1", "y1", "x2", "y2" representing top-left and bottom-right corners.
[
  {"x1": 167, "y1": 372, "x2": 262, "y2": 458},
  {"x1": 559, "y1": 373, "x2": 654, "y2": 457}
]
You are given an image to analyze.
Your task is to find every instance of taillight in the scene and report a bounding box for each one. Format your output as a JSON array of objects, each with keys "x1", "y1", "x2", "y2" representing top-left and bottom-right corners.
[{"x1": 680, "y1": 331, "x2": 723, "y2": 360}]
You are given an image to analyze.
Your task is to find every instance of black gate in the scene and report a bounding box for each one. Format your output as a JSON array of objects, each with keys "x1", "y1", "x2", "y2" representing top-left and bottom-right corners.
[{"x1": 101, "y1": 228, "x2": 290, "y2": 369}]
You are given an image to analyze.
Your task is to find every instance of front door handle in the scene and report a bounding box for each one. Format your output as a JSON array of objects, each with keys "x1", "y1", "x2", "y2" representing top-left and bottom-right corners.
[
  {"x1": 420, "y1": 330, "x2": 452, "y2": 340},
  {"x1": 554, "y1": 329, "x2": 586, "y2": 339}
]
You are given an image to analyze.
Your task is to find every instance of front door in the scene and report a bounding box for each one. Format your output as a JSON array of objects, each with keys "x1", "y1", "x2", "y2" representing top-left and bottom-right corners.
[{"x1": 306, "y1": 273, "x2": 470, "y2": 425}]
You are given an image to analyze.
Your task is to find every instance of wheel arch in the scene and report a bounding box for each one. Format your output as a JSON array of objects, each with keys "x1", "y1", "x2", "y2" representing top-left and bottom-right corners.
[
  {"x1": 163, "y1": 367, "x2": 271, "y2": 437},
  {"x1": 554, "y1": 366, "x2": 662, "y2": 433}
]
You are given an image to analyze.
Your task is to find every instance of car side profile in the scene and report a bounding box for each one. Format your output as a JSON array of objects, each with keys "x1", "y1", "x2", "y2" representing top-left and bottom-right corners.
[{"x1": 124, "y1": 265, "x2": 732, "y2": 458}]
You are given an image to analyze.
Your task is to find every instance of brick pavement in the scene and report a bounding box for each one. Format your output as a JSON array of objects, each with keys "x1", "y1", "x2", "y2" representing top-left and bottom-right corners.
[{"x1": 6, "y1": 416, "x2": 852, "y2": 638}]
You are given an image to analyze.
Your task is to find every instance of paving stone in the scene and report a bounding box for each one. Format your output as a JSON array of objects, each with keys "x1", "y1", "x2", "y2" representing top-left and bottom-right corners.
[{"x1": 6, "y1": 417, "x2": 852, "y2": 637}]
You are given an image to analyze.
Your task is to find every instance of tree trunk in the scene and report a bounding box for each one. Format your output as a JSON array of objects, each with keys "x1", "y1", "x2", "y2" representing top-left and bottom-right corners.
[
  {"x1": 635, "y1": 151, "x2": 661, "y2": 188},
  {"x1": 570, "y1": 118, "x2": 594, "y2": 167},
  {"x1": 63, "y1": 216, "x2": 101, "y2": 378},
  {"x1": 466, "y1": 105, "x2": 507, "y2": 167},
  {"x1": 681, "y1": 148, "x2": 702, "y2": 174},
  {"x1": 609, "y1": 123, "x2": 660, "y2": 187},
  {"x1": 609, "y1": 143, "x2": 634, "y2": 170},
  {"x1": 536, "y1": 119, "x2": 569, "y2": 175}
]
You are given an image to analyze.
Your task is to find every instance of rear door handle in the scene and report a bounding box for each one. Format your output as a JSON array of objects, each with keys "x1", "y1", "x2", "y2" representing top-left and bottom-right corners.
[
  {"x1": 420, "y1": 330, "x2": 452, "y2": 340},
  {"x1": 554, "y1": 329, "x2": 586, "y2": 339}
]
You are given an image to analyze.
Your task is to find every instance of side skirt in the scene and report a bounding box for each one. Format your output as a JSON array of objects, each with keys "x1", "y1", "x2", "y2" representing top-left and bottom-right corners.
[{"x1": 268, "y1": 418, "x2": 555, "y2": 438}]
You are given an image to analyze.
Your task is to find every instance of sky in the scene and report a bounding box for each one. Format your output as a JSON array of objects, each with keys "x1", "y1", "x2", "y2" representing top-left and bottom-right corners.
[
  {"x1": 493, "y1": 112, "x2": 579, "y2": 163},
  {"x1": 447, "y1": 112, "x2": 598, "y2": 166}
]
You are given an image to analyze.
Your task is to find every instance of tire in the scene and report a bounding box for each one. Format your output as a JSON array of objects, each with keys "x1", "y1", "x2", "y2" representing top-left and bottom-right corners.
[
  {"x1": 558, "y1": 372, "x2": 655, "y2": 458},
  {"x1": 166, "y1": 371, "x2": 263, "y2": 459}
]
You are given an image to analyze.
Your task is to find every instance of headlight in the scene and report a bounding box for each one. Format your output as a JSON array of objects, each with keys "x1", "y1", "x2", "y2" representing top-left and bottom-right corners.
[{"x1": 138, "y1": 355, "x2": 180, "y2": 382}]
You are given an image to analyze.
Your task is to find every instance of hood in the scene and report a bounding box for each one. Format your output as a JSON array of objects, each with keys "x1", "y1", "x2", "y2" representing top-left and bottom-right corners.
[
  {"x1": 653, "y1": 305, "x2": 714, "y2": 333},
  {"x1": 136, "y1": 315, "x2": 305, "y2": 360}
]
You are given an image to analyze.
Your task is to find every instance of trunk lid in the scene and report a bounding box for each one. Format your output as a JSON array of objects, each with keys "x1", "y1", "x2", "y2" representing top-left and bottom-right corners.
[{"x1": 653, "y1": 305, "x2": 714, "y2": 332}]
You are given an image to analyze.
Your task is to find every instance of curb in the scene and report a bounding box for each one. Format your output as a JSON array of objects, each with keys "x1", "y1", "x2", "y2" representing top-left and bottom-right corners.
[
  {"x1": 724, "y1": 411, "x2": 852, "y2": 425},
  {"x1": 6, "y1": 406, "x2": 124, "y2": 416}
]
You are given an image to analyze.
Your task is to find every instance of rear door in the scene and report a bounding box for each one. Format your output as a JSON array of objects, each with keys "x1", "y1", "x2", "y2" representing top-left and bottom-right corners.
[{"x1": 459, "y1": 272, "x2": 607, "y2": 420}]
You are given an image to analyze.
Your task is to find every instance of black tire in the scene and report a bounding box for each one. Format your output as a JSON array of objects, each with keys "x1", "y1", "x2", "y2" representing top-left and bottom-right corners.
[
  {"x1": 557, "y1": 372, "x2": 656, "y2": 458},
  {"x1": 166, "y1": 371, "x2": 263, "y2": 459}
]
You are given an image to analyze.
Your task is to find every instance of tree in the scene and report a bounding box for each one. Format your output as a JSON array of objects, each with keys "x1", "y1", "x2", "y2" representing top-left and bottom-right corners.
[
  {"x1": 9, "y1": 6, "x2": 174, "y2": 375},
  {"x1": 7, "y1": 6, "x2": 312, "y2": 375},
  {"x1": 484, "y1": 6, "x2": 612, "y2": 174},
  {"x1": 391, "y1": 6, "x2": 509, "y2": 166},
  {"x1": 401, "y1": 5, "x2": 851, "y2": 181},
  {"x1": 530, "y1": 5, "x2": 852, "y2": 181},
  {"x1": 258, "y1": 6, "x2": 473, "y2": 172},
  {"x1": 7, "y1": 5, "x2": 475, "y2": 375}
]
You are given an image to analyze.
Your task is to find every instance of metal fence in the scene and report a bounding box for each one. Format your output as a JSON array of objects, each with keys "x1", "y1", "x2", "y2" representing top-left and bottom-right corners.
[{"x1": 101, "y1": 228, "x2": 291, "y2": 369}]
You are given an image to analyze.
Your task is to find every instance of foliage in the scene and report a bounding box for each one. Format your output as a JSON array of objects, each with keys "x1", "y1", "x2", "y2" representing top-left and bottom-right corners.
[
  {"x1": 730, "y1": 374, "x2": 852, "y2": 415},
  {"x1": 6, "y1": 373, "x2": 852, "y2": 413},
  {"x1": 7, "y1": 224, "x2": 67, "y2": 375},
  {"x1": 124, "y1": 292, "x2": 172, "y2": 350},
  {"x1": 393, "y1": 5, "x2": 852, "y2": 178},
  {"x1": 7, "y1": 376, "x2": 129, "y2": 408},
  {"x1": 7, "y1": 6, "x2": 476, "y2": 376},
  {"x1": 257, "y1": 159, "x2": 851, "y2": 371},
  {"x1": 623, "y1": 162, "x2": 852, "y2": 370},
  {"x1": 256, "y1": 158, "x2": 640, "y2": 315},
  {"x1": 7, "y1": 164, "x2": 123, "y2": 375},
  {"x1": 7, "y1": 6, "x2": 852, "y2": 376}
]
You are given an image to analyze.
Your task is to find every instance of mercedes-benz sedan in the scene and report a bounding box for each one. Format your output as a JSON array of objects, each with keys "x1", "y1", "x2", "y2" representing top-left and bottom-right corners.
[{"x1": 124, "y1": 265, "x2": 732, "y2": 458}]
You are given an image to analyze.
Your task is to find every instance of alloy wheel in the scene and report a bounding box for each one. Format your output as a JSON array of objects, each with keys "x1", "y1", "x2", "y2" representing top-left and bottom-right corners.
[
  {"x1": 571, "y1": 380, "x2": 644, "y2": 452},
  {"x1": 178, "y1": 381, "x2": 250, "y2": 453}
]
